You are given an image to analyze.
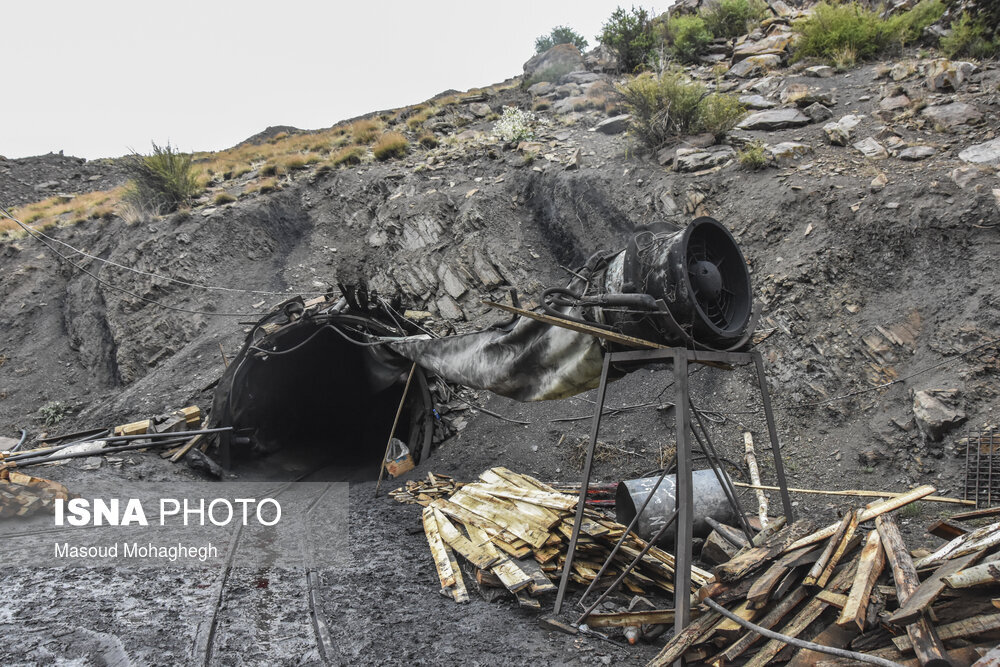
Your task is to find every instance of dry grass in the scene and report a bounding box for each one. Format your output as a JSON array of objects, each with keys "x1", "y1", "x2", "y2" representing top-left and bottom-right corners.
[
  {"x1": 417, "y1": 132, "x2": 439, "y2": 149},
  {"x1": 350, "y1": 119, "x2": 381, "y2": 144},
  {"x1": 372, "y1": 132, "x2": 408, "y2": 161},
  {"x1": 248, "y1": 178, "x2": 279, "y2": 195},
  {"x1": 1, "y1": 187, "x2": 126, "y2": 236},
  {"x1": 329, "y1": 145, "x2": 366, "y2": 167},
  {"x1": 214, "y1": 192, "x2": 237, "y2": 205}
]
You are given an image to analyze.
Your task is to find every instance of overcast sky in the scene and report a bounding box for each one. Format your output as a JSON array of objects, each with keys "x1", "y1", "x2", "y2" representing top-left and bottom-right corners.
[{"x1": 2, "y1": 1, "x2": 663, "y2": 160}]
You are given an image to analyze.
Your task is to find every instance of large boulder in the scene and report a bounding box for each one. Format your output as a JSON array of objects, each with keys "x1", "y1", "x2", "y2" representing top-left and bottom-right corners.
[
  {"x1": 675, "y1": 146, "x2": 736, "y2": 172},
  {"x1": 823, "y1": 115, "x2": 862, "y2": 146},
  {"x1": 959, "y1": 138, "x2": 1000, "y2": 166},
  {"x1": 594, "y1": 115, "x2": 631, "y2": 135},
  {"x1": 737, "y1": 108, "x2": 811, "y2": 131},
  {"x1": 926, "y1": 59, "x2": 977, "y2": 91},
  {"x1": 726, "y1": 54, "x2": 781, "y2": 79},
  {"x1": 922, "y1": 102, "x2": 982, "y2": 130},
  {"x1": 912, "y1": 389, "x2": 966, "y2": 442},
  {"x1": 732, "y1": 32, "x2": 795, "y2": 62},
  {"x1": 523, "y1": 44, "x2": 584, "y2": 81},
  {"x1": 584, "y1": 43, "x2": 618, "y2": 72}
]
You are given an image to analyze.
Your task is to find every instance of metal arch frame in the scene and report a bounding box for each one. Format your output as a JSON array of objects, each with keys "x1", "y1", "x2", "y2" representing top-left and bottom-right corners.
[{"x1": 551, "y1": 347, "x2": 794, "y2": 660}]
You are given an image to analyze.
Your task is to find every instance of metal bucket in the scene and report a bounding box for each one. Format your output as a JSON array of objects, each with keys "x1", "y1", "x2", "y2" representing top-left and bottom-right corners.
[{"x1": 615, "y1": 470, "x2": 736, "y2": 544}]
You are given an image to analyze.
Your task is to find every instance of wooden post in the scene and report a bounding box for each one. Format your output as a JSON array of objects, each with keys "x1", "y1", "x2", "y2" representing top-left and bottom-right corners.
[
  {"x1": 375, "y1": 363, "x2": 417, "y2": 497},
  {"x1": 743, "y1": 432, "x2": 769, "y2": 529}
]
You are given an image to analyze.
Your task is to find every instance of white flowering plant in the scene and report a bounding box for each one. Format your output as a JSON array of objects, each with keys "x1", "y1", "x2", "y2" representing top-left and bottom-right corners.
[{"x1": 492, "y1": 106, "x2": 536, "y2": 144}]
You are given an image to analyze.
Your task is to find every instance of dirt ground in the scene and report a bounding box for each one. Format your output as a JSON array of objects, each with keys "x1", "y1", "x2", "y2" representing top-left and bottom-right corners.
[{"x1": 2, "y1": 51, "x2": 1000, "y2": 665}]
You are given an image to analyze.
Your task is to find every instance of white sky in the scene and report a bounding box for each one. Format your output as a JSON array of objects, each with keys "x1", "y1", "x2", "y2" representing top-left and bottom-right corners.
[{"x1": 2, "y1": 0, "x2": 658, "y2": 160}]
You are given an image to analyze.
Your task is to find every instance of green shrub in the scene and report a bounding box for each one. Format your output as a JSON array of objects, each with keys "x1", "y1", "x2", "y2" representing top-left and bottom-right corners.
[
  {"x1": 940, "y1": 13, "x2": 1000, "y2": 58},
  {"x1": 599, "y1": 6, "x2": 657, "y2": 73},
  {"x1": 373, "y1": 132, "x2": 408, "y2": 161},
  {"x1": 213, "y1": 192, "x2": 236, "y2": 205},
  {"x1": 535, "y1": 25, "x2": 588, "y2": 53},
  {"x1": 698, "y1": 92, "x2": 746, "y2": 139},
  {"x1": 886, "y1": 0, "x2": 945, "y2": 47},
  {"x1": 793, "y1": 0, "x2": 945, "y2": 63},
  {"x1": 122, "y1": 142, "x2": 200, "y2": 215},
  {"x1": 618, "y1": 71, "x2": 743, "y2": 149},
  {"x1": 701, "y1": 0, "x2": 768, "y2": 39},
  {"x1": 665, "y1": 15, "x2": 713, "y2": 62},
  {"x1": 737, "y1": 140, "x2": 768, "y2": 169}
]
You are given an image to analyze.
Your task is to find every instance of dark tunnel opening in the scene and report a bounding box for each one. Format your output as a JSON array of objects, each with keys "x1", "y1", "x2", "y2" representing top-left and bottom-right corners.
[{"x1": 217, "y1": 320, "x2": 432, "y2": 481}]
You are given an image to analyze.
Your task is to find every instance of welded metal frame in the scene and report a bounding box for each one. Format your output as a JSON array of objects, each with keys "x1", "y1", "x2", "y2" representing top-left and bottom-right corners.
[{"x1": 552, "y1": 347, "x2": 794, "y2": 659}]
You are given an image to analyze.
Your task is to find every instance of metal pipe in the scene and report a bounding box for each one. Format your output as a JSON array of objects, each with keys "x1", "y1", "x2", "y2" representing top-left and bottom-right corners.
[
  {"x1": 5, "y1": 427, "x2": 230, "y2": 462},
  {"x1": 8, "y1": 437, "x2": 189, "y2": 469},
  {"x1": 4, "y1": 430, "x2": 112, "y2": 462}
]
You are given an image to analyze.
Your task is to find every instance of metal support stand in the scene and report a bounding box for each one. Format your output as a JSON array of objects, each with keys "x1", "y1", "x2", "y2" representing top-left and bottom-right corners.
[{"x1": 552, "y1": 346, "x2": 794, "y2": 662}]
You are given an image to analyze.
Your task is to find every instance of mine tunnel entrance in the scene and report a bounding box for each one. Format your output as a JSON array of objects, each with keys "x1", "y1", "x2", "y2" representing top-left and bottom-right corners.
[{"x1": 211, "y1": 310, "x2": 434, "y2": 482}]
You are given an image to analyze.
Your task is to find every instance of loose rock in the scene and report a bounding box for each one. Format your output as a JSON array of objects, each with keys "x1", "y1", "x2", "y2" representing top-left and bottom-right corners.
[
  {"x1": 921, "y1": 102, "x2": 982, "y2": 130},
  {"x1": 594, "y1": 115, "x2": 631, "y2": 135},
  {"x1": 675, "y1": 146, "x2": 735, "y2": 172},
  {"x1": 737, "y1": 108, "x2": 812, "y2": 131},
  {"x1": 959, "y1": 138, "x2": 1000, "y2": 166},
  {"x1": 912, "y1": 389, "x2": 966, "y2": 442},
  {"x1": 897, "y1": 145, "x2": 936, "y2": 161},
  {"x1": 853, "y1": 137, "x2": 889, "y2": 160}
]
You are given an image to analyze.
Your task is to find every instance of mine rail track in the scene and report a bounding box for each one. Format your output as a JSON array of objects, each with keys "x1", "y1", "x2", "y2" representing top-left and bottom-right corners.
[{"x1": 193, "y1": 470, "x2": 339, "y2": 666}]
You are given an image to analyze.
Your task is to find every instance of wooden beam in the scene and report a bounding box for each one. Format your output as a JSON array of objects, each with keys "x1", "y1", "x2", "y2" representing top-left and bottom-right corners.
[
  {"x1": 714, "y1": 520, "x2": 816, "y2": 583},
  {"x1": 585, "y1": 609, "x2": 679, "y2": 628},
  {"x1": 927, "y1": 519, "x2": 968, "y2": 541},
  {"x1": 713, "y1": 585, "x2": 810, "y2": 664},
  {"x1": 422, "y1": 506, "x2": 456, "y2": 589},
  {"x1": 950, "y1": 506, "x2": 1000, "y2": 522},
  {"x1": 876, "y1": 514, "x2": 951, "y2": 667},
  {"x1": 647, "y1": 611, "x2": 721, "y2": 667},
  {"x1": 816, "y1": 511, "x2": 861, "y2": 588},
  {"x1": 786, "y1": 623, "x2": 858, "y2": 667},
  {"x1": 743, "y1": 432, "x2": 769, "y2": 528},
  {"x1": 915, "y1": 521, "x2": 1000, "y2": 569},
  {"x1": 890, "y1": 550, "x2": 985, "y2": 625},
  {"x1": 732, "y1": 482, "x2": 971, "y2": 506},
  {"x1": 942, "y1": 560, "x2": 1000, "y2": 589},
  {"x1": 804, "y1": 512, "x2": 852, "y2": 586},
  {"x1": 483, "y1": 301, "x2": 668, "y2": 349},
  {"x1": 784, "y1": 486, "x2": 937, "y2": 553},
  {"x1": 836, "y1": 530, "x2": 885, "y2": 630},
  {"x1": 893, "y1": 613, "x2": 1000, "y2": 651}
]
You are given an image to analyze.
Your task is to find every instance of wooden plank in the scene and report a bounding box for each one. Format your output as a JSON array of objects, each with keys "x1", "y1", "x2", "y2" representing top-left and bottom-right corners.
[
  {"x1": 744, "y1": 432, "x2": 770, "y2": 528},
  {"x1": 647, "y1": 611, "x2": 721, "y2": 667},
  {"x1": 803, "y1": 512, "x2": 852, "y2": 586},
  {"x1": 168, "y1": 433, "x2": 204, "y2": 463},
  {"x1": 816, "y1": 511, "x2": 861, "y2": 588},
  {"x1": 464, "y1": 482, "x2": 577, "y2": 511},
  {"x1": 893, "y1": 613, "x2": 1000, "y2": 651},
  {"x1": 464, "y1": 523, "x2": 533, "y2": 593},
  {"x1": 714, "y1": 585, "x2": 810, "y2": 663},
  {"x1": 431, "y1": 498, "x2": 507, "y2": 540},
  {"x1": 443, "y1": 543, "x2": 469, "y2": 603},
  {"x1": 431, "y1": 508, "x2": 501, "y2": 570},
  {"x1": 585, "y1": 609, "x2": 679, "y2": 628},
  {"x1": 742, "y1": 561, "x2": 858, "y2": 667},
  {"x1": 927, "y1": 518, "x2": 967, "y2": 541},
  {"x1": 449, "y1": 490, "x2": 551, "y2": 548},
  {"x1": 815, "y1": 590, "x2": 848, "y2": 608},
  {"x1": 422, "y1": 506, "x2": 456, "y2": 589},
  {"x1": 748, "y1": 545, "x2": 820, "y2": 608},
  {"x1": 710, "y1": 600, "x2": 759, "y2": 639},
  {"x1": 837, "y1": 530, "x2": 885, "y2": 630},
  {"x1": 876, "y1": 513, "x2": 950, "y2": 667},
  {"x1": 786, "y1": 623, "x2": 858, "y2": 667},
  {"x1": 714, "y1": 520, "x2": 816, "y2": 583},
  {"x1": 890, "y1": 550, "x2": 984, "y2": 625},
  {"x1": 915, "y1": 521, "x2": 1000, "y2": 569},
  {"x1": 784, "y1": 486, "x2": 937, "y2": 553},
  {"x1": 943, "y1": 560, "x2": 1000, "y2": 589},
  {"x1": 950, "y1": 506, "x2": 1000, "y2": 522},
  {"x1": 733, "y1": 482, "x2": 970, "y2": 505},
  {"x1": 702, "y1": 530, "x2": 739, "y2": 565}
]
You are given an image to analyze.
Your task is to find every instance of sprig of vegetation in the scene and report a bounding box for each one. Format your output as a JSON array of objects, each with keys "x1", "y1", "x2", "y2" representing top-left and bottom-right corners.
[
  {"x1": 122, "y1": 142, "x2": 201, "y2": 215},
  {"x1": 599, "y1": 6, "x2": 657, "y2": 73},
  {"x1": 618, "y1": 71, "x2": 744, "y2": 149},
  {"x1": 373, "y1": 133, "x2": 409, "y2": 161},
  {"x1": 535, "y1": 25, "x2": 588, "y2": 53},
  {"x1": 701, "y1": 0, "x2": 768, "y2": 40},
  {"x1": 940, "y1": 13, "x2": 999, "y2": 59},
  {"x1": 737, "y1": 140, "x2": 768, "y2": 169},
  {"x1": 664, "y1": 15, "x2": 713, "y2": 62}
]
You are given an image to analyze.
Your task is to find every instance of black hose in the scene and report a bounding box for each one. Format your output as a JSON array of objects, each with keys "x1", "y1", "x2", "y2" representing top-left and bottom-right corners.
[{"x1": 12, "y1": 429, "x2": 27, "y2": 452}]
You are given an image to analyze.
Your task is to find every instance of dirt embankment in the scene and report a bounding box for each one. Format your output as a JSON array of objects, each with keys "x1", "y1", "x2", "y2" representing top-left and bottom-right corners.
[{"x1": 0, "y1": 48, "x2": 999, "y2": 666}]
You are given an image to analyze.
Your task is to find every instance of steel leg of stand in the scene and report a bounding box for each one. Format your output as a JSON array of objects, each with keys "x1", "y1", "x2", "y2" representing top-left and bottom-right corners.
[
  {"x1": 673, "y1": 352, "x2": 693, "y2": 666},
  {"x1": 553, "y1": 353, "x2": 612, "y2": 615},
  {"x1": 753, "y1": 350, "x2": 794, "y2": 523}
]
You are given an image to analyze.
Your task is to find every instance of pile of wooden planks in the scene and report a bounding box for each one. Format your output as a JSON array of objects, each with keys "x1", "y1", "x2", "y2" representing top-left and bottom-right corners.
[
  {"x1": 394, "y1": 468, "x2": 711, "y2": 609},
  {"x1": 649, "y1": 484, "x2": 1000, "y2": 666},
  {"x1": 0, "y1": 469, "x2": 71, "y2": 518}
]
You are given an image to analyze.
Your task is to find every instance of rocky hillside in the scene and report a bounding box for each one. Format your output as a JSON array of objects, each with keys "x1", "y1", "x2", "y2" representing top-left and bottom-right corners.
[{"x1": 1, "y1": 3, "x2": 999, "y2": 505}]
